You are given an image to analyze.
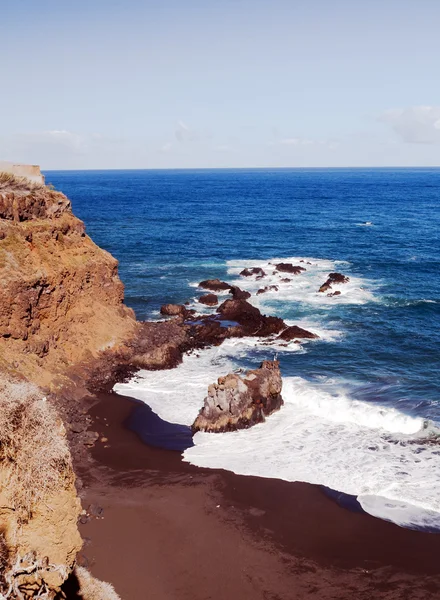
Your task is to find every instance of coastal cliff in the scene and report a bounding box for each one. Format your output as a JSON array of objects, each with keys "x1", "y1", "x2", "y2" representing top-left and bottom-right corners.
[
  {"x1": 0, "y1": 167, "x2": 135, "y2": 598},
  {"x1": 0, "y1": 169, "x2": 136, "y2": 387}
]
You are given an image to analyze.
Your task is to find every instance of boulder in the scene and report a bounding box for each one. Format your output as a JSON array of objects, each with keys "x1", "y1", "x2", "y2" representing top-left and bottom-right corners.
[
  {"x1": 217, "y1": 298, "x2": 285, "y2": 336},
  {"x1": 240, "y1": 267, "x2": 266, "y2": 278},
  {"x1": 277, "y1": 325, "x2": 318, "y2": 341},
  {"x1": 160, "y1": 304, "x2": 191, "y2": 318},
  {"x1": 199, "y1": 278, "x2": 231, "y2": 291},
  {"x1": 280, "y1": 278, "x2": 292, "y2": 283},
  {"x1": 274, "y1": 263, "x2": 306, "y2": 275},
  {"x1": 199, "y1": 293, "x2": 218, "y2": 306},
  {"x1": 192, "y1": 360, "x2": 283, "y2": 433},
  {"x1": 319, "y1": 272, "x2": 349, "y2": 293}
]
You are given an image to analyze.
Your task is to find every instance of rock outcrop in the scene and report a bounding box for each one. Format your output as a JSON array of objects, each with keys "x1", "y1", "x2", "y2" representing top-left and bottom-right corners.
[
  {"x1": 274, "y1": 263, "x2": 306, "y2": 275},
  {"x1": 192, "y1": 360, "x2": 283, "y2": 432},
  {"x1": 217, "y1": 299, "x2": 285, "y2": 336},
  {"x1": 198, "y1": 279, "x2": 231, "y2": 291},
  {"x1": 239, "y1": 267, "x2": 266, "y2": 278},
  {"x1": 319, "y1": 272, "x2": 350, "y2": 293},
  {"x1": 257, "y1": 285, "x2": 278, "y2": 295},
  {"x1": 277, "y1": 325, "x2": 318, "y2": 341},
  {"x1": 229, "y1": 286, "x2": 251, "y2": 300}
]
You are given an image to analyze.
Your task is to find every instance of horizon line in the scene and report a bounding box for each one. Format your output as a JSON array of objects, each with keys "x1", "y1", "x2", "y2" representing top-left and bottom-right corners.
[{"x1": 42, "y1": 165, "x2": 440, "y2": 172}]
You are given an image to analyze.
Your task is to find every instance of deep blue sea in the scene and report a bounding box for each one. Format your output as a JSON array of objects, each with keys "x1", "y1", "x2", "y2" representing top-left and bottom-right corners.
[{"x1": 45, "y1": 168, "x2": 440, "y2": 529}]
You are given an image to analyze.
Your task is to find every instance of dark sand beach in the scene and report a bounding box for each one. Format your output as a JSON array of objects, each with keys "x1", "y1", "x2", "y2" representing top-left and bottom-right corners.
[{"x1": 78, "y1": 393, "x2": 440, "y2": 599}]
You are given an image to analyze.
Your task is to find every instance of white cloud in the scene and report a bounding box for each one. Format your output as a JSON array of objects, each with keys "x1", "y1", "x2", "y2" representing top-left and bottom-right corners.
[{"x1": 379, "y1": 106, "x2": 440, "y2": 144}]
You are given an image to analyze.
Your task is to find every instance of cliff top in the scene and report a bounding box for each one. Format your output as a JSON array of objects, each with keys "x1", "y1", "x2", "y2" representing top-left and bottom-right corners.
[
  {"x1": 0, "y1": 161, "x2": 45, "y2": 185},
  {"x1": 0, "y1": 171, "x2": 71, "y2": 221}
]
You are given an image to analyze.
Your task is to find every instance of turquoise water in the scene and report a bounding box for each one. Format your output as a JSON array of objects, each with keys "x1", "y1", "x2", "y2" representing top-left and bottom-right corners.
[{"x1": 46, "y1": 168, "x2": 440, "y2": 528}]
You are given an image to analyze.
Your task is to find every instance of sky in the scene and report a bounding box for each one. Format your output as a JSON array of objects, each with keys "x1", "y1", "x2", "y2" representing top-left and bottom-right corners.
[{"x1": 1, "y1": 0, "x2": 440, "y2": 169}]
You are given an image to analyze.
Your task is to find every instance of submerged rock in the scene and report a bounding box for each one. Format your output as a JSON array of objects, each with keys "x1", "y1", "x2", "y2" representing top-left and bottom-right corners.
[
  {"x1": 239, "y1": 267, "x2": 266, "y2": 278},
  {"x1": 199, "y1": 293, "x2": 218, "y2": 306},
  {"x1": 199, "y1": 278, "x2": 231, "y2": 291},
  {"x1": 274, "y1": 263, "x2": 306, "y2": 275},
  {"x1": 192, "y1": 360, "x2": 283, "y2": 433},
  {"x1": 277, "y1": 325, "x2": 318, "y2": 341},
  {"x1": 319, "y1": 272, "x2": 350, "y2": 293},
  {"x1": 256, "y1": 285, "x2": 279, "y2": 295}
]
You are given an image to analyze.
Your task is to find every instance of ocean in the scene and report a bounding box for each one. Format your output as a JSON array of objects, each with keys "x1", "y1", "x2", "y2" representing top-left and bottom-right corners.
[{"x1": 46, "y1": 168, "x2": 440, "y2": 531}]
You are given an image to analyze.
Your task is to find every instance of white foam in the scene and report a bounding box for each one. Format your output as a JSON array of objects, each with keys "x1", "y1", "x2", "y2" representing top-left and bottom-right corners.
[
  {"x1": 114, "y1": 336, "x2": 303, "y2": 426},
  {"x1": 223, "y1": 256, "x2": 375, "y2": 307},
  {"x1": 182, "y1": 376, "x2": 440, "y2": 529}
]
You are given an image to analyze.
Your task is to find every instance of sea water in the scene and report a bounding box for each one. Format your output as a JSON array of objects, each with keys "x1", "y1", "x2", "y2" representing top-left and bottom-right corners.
[{"x1": 46, "y1": 168, "x2": 440, "y2": 530}]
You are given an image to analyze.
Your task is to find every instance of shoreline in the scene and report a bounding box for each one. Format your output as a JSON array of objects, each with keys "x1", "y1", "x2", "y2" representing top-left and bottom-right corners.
[{"x1": 77, "y1": 391, "x2": 440, "y2": 599}]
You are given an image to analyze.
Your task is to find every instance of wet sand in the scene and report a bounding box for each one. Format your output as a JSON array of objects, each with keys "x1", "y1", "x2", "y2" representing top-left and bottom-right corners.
[{"x1": 78, "y1": 392, "x2": 440, "y2": 599}]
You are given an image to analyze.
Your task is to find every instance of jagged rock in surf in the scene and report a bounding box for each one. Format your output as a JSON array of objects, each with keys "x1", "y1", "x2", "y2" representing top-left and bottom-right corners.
[
  {"x1": 277, "y1": 325, "x2": 318, "y2": 341},
  {"x1": 198, "y1": 278, "x2": 231, "y2": 291},
  {"x1": 229, "y1": 285, "x2": 251, "y2": 300},
  {"x1": 274, "y1": 263, "x2": 306, "y2": 275},
  {"x1": 198, "y1": 293, "x2": 219, "y2": 306},
  {"x1": 239, "y1": 267, "x2": 266, "y2": 278},
  {"x1": 192, "y1": 360, "x2": 283, "y2": 433},
  {"x1": 256, "y1": 285, "x2": 279, "y2": 295},
  {"x1": 280, "y1": 278, "x2": 292, "y2": 283},
  {"x1": 216, "y1": 298, "x2": 285, "y2": 336},
  {"x1": 319, "y1": 272, "x2": 350, "y2": 293}
]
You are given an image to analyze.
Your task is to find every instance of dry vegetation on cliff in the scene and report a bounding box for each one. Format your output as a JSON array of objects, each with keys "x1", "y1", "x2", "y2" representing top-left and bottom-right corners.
[
  {"x1": 0, "y1": 379, "x2": 73, "y2": 519},
  {"x1": 0, "y1": 172, "x2": 45, "y2": 193}
]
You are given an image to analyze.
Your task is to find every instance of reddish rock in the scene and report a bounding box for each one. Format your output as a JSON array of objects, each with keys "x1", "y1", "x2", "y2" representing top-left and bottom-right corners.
[
  {"x1": 277, "y1": 326, "x2": 318, "y2": 341},
  {"x1": 327, "y1": 291, "x2": 342, "y2": 297},
  {"x1": 274, "y1": 263, "x2": 306, "y2": 275},
  {"x1": 256, "y1": 285, "x2": 279, "y2": 295},
  {"x1": 192, "y1": 360, "x2": 283, "y2": 433},
  {"x1": 217, "y1": 299, "x2": 285, "y2": 336},
  {"x1": 160, "y1": 304, "x2": 193, "y2": 318},
  {"x1": 198, "y1": 278, "x2": 231, "y2": 291},
  {"x1": 319, "y1": 272, "x2": 350, "y2": 293},
  {"x1": 240, "y1": 267, "x2": 266, "y2": 278},
  {"x1": 229, "y1": 286, "x2": 251, "y2": 300},
  {"x1": 198, "y1": 293, "x2": 218, "y2": 306}
]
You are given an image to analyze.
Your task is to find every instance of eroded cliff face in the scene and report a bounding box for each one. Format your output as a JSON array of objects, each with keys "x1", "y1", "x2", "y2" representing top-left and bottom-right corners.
[
  {"x1": 0, "y1": 173, "x2": 136, "y2": 387},
  {"x1": 0, "y1": 171, "x2": 136, "y2": 598}
]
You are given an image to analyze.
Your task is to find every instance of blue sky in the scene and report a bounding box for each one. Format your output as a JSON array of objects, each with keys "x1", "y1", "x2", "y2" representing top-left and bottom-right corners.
[{"x1": 1, "y1": 0, "x2": 440, "y2": 168}]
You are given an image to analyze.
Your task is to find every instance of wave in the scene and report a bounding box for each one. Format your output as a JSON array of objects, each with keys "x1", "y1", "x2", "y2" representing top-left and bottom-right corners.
[{"x1": 183, "y1": 376, "x2": 440, "y2": 529}]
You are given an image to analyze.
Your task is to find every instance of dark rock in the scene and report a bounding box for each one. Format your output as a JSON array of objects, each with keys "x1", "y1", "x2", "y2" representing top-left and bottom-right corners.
[
  {"x1": 229, "y1": 286, "x2": 251, "y2": 300},
  {"x1": 256, "y1": 285, "x2": 279, "y2": 295},
  {"x1": 319, "y1": 272, "x2": 350, "y2": 293},
  {"x1": 327, "y1": 291, "x2": 342, "y2": 297},
  {"x1": 274, "y1": 263, "x2": 306, "y2": 275},
  {"x1": 199, "y1": 293, "x2": 218, "y2": 306},
  {"x1": 280, "y1": 278, "x2": 292, "y2": 283},
  {"x1": 199, "y1": 278, "x2": 231, "y2": 291},
  {"x1": 217, "y1": 299, "x2": 285, "y2": 336},
  {"x1": 192, "y1": 360, "x2": 283, "y2": 433},
  {"x1": 240, "y1": 267, "x2": 266, "y2": 278},
  {"x1": 277, "y1": 325, "x2": 318, "y2": 341}
]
